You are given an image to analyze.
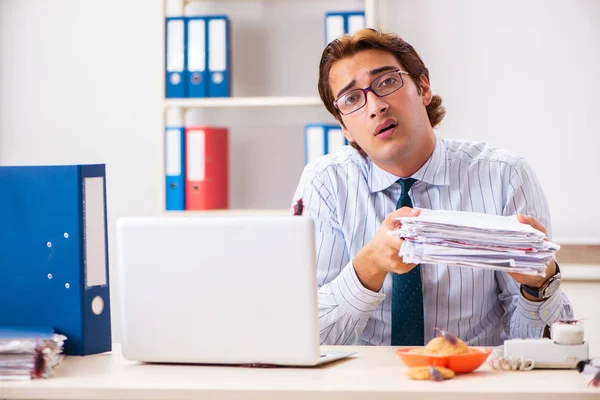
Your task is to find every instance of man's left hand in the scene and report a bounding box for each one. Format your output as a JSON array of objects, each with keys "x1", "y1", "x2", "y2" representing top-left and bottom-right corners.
[{"x1": 507, "y1": 214, "x2": 557, "y2": 297}]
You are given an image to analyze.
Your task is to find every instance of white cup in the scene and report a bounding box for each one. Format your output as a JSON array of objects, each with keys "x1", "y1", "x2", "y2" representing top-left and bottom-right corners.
[{"x1": 551, "y1": 321, "x2": 584, "y2": 345}]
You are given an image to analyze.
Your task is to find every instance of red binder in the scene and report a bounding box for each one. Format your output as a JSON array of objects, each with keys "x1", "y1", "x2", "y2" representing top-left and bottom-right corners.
[{"x1": 185, "y1": 126, "x2": 228, "y2": 210}]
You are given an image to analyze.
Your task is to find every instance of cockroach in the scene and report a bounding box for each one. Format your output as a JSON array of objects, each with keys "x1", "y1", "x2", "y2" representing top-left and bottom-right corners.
[
  {"x1": 32, "y1": 346, "x2": 45, "y2": 379},
  {"x1": 293, "y1": 198, "x2": 304, "y2": 216},
  {"x1": 577, "y1": 359, "x2": 600, "y2": 375},
  {"x1": 429, "y1": 366, "x2": 443, "y2": 382},
  {"x1": 435, "y1": 327, "x2": 458, "y2": 345},
  {"x1": 589, "y1": 370, "x2": 600, "y2": 388},
  {"x1": 576, "y1": 360, "x2": 589, "y2": 373}
]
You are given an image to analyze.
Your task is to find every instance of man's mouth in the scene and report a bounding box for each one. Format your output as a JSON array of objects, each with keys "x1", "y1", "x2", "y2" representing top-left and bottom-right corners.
[{"x1": 375, "y1": 119, "x2": 398, "y2": 136}]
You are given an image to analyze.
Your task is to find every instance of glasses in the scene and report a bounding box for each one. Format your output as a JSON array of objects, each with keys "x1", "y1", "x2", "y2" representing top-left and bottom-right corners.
[{"x1": 333, "y1": 69, "x2": 410, "y2": 115}]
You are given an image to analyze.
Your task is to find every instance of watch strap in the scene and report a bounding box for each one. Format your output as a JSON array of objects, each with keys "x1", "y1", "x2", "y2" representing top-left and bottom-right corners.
[{"x1": 521, "y1": 261, "x2": 561, "y2": 300}]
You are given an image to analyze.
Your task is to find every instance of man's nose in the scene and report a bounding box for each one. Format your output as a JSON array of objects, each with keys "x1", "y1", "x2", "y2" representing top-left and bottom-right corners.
[{"x1": 367, "y1": 91, "x2": 389, "y2": 119}]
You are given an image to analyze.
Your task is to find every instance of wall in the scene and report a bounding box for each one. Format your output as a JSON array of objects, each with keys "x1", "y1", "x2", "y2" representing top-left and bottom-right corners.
[{"x1": 381, "y1": 0, "x2": 600, "y2": 243}]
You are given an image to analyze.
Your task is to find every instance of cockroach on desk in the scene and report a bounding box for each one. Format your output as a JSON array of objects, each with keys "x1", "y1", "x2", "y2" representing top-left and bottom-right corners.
[
  {"x1": 429, "y1": 366, "x2": 443, "y2": 382},
  {"x1": 293, "y1": 198, "x2": 304, "y2": 216}
]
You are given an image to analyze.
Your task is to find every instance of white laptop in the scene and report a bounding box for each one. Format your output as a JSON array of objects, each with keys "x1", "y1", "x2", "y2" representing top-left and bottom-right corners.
[{"x1": 116, "y1": 215, "x2": 355, "y2": 366}]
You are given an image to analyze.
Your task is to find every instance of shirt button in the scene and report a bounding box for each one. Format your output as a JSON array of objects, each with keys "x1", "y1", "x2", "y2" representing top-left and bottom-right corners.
[
  {"x1": 542, "y1": 310, "x2": 549, "y2": 317},
  {"x1": 529, "y1": 312, "x2": 536, "y2": 317}
]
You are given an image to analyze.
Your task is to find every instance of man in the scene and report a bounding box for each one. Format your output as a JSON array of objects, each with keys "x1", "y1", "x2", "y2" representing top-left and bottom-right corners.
[{"x1": 291, "y1": 29, "x2": 573, "y2": 346}]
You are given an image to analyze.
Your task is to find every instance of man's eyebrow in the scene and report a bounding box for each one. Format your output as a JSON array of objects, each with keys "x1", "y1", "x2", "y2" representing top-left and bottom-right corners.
[
  {"x1": 369, "y1": 65, "x2": 397, "y2": 77},
  {"x1": 335, "y1": 65, "x2": 399, "y2": 99},
  {"x1": 336, "y1": 79, "x2": 356, "y2": 99}
]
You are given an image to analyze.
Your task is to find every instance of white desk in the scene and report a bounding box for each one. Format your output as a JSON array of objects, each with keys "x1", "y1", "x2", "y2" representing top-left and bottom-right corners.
[{"x1": 1, "y1": 344, "x2": 598, "y2": 400}]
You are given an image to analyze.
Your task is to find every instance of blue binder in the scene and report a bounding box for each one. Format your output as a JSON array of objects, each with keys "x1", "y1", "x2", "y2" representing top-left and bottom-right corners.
[
  {"x1": 0, "y1": 164, "x2": 112, "y2": 356},
  {"x1": 165, "y1": 16, "x2": 186, "y2": 98},
  {"x1": 185, "y1": 16, "x2": 207, "y2": 98},
  {"x1": 304, "y1": 124, "x2": 348, "y2": 164},
  {"x1": 207, "y1": 15, "x2": 230, "y2": 97},
  {"x1": 165, "y1": 111, "x2": 185, "y2": 210},
  {"x1": 325, "y1": 11, "x2": 365, "y2": 44}
]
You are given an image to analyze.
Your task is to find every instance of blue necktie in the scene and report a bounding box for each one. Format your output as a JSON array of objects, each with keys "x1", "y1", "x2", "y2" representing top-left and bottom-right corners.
[{"x1": 391, "y1": 178, "x2": 425, "y2": 346}]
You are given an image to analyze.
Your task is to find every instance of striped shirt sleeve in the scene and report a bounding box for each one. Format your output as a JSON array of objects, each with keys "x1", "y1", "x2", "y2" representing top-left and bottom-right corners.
[
  {"x1": 498, "y1": 158, "x2": 574, "y2": 338},
  {"x1": 292, "y1": 164, "x2": 386, "y2": 345}
]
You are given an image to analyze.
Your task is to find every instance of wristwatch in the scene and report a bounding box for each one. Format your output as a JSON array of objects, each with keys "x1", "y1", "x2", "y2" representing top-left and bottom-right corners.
[{"x1": 521, "y1": 261, "x2": 561, "y2": 300}]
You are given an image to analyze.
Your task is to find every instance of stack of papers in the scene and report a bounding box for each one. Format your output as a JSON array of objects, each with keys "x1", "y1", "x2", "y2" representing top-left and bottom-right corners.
[
  {"x1": 0, "y1": 327, "x2": 66, "y2": 381},
  {"x1": 395, "y1": 209, "x2": 560, "y2": 276}
]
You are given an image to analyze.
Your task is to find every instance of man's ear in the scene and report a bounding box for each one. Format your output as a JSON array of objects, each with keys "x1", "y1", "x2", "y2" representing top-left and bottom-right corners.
[{"x1": 419, "y1": 74, "x2": 433, "y2": 107}]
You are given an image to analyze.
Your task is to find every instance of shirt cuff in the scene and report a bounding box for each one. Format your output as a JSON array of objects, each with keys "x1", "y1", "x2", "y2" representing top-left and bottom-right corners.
[
  {"x1": 516, "y1": 286, "x2": 566, "y2": 326},
  {"x1": 330, "y1": 261, "x2": 386, "y2": 316}
]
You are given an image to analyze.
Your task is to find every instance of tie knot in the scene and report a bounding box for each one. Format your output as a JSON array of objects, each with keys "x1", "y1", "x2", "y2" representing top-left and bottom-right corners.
[{"x1": 397, "y1": 178, "x2": 417, "y2": 194}]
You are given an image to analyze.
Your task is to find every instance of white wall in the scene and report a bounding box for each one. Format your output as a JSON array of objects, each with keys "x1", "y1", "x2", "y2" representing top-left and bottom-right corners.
[
  {"x1": 381, "y1": 0, "x2": 600, "y2": 244},
  {"x1": 1, "y1": 0, "x2": 599, "y2": 343}
]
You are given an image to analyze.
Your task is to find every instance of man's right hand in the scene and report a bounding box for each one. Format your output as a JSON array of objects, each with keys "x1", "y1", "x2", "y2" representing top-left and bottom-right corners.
[{"x1": 352, "y1": 207, "x2": 421, "y2": 292}]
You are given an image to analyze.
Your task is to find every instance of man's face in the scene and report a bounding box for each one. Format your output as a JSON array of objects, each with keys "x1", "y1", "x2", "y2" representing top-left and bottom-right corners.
[{"x1": 329, "y1": 49, "x2": 433, "y2": 166}]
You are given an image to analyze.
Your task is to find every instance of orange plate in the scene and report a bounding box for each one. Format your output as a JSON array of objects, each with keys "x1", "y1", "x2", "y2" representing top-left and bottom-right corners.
[{"x1": 395, "y1": 347, "x2": 492, "y2": 373}]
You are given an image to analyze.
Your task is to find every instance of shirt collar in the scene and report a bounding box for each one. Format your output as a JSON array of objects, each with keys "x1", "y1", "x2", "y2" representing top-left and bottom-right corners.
[{"x1": 368, "y1": 134, "x2": 450, "y2": 193}]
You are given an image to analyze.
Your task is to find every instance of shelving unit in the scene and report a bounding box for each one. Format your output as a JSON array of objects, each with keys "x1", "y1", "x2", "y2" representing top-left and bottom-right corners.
[{"x1": 161, "y1": 0, "x2": 381, "y2": 213}]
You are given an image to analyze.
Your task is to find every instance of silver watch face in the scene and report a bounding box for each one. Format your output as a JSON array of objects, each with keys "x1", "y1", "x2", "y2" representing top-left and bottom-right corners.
[{"x1": 542, "y1": 275, "x2": 561, "y2": 298}]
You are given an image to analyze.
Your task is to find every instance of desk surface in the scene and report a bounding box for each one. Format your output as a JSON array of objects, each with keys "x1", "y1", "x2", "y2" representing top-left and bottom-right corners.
[{"x1": 1, "y1": 344, "x2": 598, "y2": 400}]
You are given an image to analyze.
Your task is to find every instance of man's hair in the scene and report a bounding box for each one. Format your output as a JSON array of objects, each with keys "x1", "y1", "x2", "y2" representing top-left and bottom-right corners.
[{"x1": 318, "y1": 29, "x2": 446, "y2": 155}]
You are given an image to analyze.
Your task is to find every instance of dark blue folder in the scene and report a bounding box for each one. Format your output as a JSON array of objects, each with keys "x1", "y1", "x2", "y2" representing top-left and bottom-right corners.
[{"x1": 0, "y1": 164, "x2": 112, "y2": 355}]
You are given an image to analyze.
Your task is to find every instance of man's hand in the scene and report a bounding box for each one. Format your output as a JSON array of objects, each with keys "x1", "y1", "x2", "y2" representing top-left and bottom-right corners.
[
  {"x1": 353, "y1": 207, "x2": 421, "y2": 292},
  {"x1": 508, "y1": 214, "x2": 557, "y2": 301}
]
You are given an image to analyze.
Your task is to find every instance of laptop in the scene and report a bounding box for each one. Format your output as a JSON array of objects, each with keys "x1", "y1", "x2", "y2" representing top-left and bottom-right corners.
[{"x1": 116, "y1": 215, "x2": 355, "y2": 366}]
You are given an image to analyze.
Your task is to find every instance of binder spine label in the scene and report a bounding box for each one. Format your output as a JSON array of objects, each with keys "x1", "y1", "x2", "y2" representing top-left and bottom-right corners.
[
  {"x1": 347, "y1": 14, "x2": 365, "y2": 35},
  {"x1": 83, "y1": 177, "x2": 107, "y2": 288},
  {"x1": 166, "y1": 129, "x2": 183, "y2": 176},
  {"x1": 167, "y1": 20, "x2": 185, "y2": 73},
  {"x1": 208, "y1": 19, "x2": 227, "y2": 73},
  {"x1": 187, "y1": 19, "x2": 206, "y2": 73},
  {"x1": 187, "y1": 130, "x2": 206, "y2": 181},
  {"x1": 305, "y1": 126, "x2": 325, "y2": 164}
]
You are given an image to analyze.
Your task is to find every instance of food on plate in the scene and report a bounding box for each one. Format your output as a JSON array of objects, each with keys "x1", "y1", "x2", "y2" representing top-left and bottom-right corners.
[
  {"x1": 397, "y1": 329, "x2": 491, "y2": 374},
  {"x1": 407, "y1": 365, "x2": 455, "y2": 381},
  {"x1": 408, "y1": 329, "x2": 469, "y2": 356}
]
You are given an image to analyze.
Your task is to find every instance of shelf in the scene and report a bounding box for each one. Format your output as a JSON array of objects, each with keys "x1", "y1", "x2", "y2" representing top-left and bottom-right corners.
[
  {"x1": 164, "y1": 96, "x2": 323, "y2": 108},
  {"x1": 163, "y1": 209, "x2": 290, "y2": 216}
]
